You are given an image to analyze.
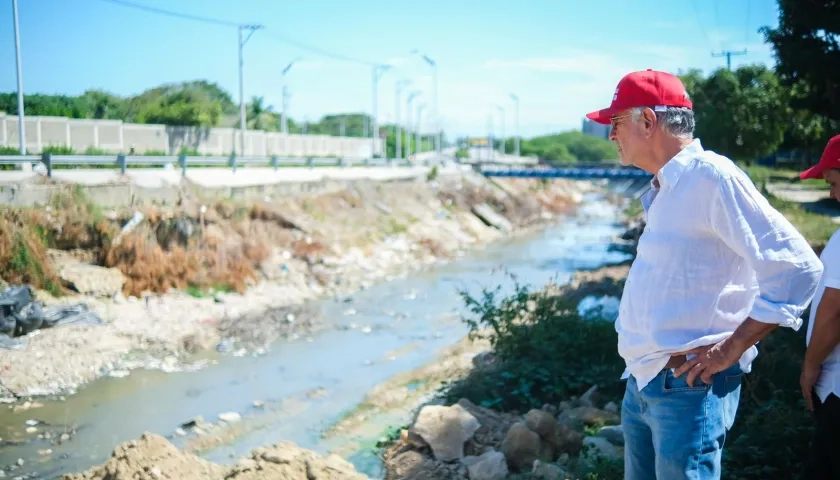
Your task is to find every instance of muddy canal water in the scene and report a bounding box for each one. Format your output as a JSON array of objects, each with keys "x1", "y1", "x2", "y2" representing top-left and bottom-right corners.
[{"x1": 0, "y1": 192, "x2": 631, "y2": 479}]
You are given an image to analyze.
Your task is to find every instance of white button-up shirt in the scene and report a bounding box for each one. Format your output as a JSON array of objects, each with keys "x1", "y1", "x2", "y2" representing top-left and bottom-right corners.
[
  {"x1": 806, "y1": 229, "x2": 840, "y2": 403},
  {"x1": 618, "y1": 139, "x2": 823, "y2": 391}
]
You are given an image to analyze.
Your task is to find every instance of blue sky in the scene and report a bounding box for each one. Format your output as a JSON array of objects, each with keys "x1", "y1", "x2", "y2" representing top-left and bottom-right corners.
[{"x1": 1, "y1": 0, "x2": 779, "y2": 138}]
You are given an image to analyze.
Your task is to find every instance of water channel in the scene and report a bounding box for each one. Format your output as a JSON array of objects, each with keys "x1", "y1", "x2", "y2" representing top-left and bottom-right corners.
[{"x1": 0, "y1": 191, "x2": 633, "y2": 479}]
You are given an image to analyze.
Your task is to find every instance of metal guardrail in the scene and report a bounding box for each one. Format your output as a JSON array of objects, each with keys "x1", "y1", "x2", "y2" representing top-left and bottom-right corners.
[
  {"x1": 479, "y1": 166, "x2": 653, "y2": 179},
  {"x1": 0, "y1": 153, "x2": 426, "y2": 178}
]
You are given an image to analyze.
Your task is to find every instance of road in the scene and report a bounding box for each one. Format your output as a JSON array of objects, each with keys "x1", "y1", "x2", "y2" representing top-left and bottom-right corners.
[
  {"x1": 0, "y1": 163, "x2": 471, "y2": 189},
  {"x1": 766, "y1": 182, "x2": 840, "y2": 224}
]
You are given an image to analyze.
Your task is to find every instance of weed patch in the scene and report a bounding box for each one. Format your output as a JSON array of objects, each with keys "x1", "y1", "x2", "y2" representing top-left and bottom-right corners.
[{"x1": 442, "y1": 274, "x2": 625, "y2": 413}]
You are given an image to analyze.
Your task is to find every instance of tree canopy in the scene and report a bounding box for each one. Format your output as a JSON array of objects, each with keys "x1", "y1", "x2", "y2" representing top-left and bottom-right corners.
[
  {"x1": 0, "y1": 81, "x2": 380, "y2": 136},
  {"x1": 761, "y1": 0, "x2": 840, "y2": 121}
]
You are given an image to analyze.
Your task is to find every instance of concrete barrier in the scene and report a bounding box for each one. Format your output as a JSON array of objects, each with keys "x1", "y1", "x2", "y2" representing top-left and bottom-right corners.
[{"x1": 0, "y1": 164, "x2": 471, "y2": 207}]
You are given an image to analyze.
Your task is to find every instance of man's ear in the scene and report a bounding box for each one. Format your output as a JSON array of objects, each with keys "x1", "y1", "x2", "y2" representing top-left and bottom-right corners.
[{"x1": 643, "y1": 108, "x2": 657, "y2": 138}]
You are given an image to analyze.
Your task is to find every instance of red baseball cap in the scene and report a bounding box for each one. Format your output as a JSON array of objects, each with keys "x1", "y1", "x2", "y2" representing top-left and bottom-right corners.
[
  {"x1": 585, "y1": 69, "x2": 693, "y2": 125},
  {"x1": 800, "y1": 135, "x2": 840, "y2": 180}
]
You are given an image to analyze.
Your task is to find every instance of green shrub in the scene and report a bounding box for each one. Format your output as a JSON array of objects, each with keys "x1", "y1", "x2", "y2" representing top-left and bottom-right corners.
[{"x1": 442, "y1": 274, "x2": 625, "y2": 412}]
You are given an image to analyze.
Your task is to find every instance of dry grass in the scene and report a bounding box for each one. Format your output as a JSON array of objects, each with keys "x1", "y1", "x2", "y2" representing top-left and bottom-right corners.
[{"x1": 0, "y1": 213, "x2": 63, "y2": 295}]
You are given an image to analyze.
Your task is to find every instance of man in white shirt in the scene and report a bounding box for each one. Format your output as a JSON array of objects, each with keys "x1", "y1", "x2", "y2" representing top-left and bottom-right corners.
[
  {"x1": 798, "y1": 135, "x2": 840, "y2": 479},
  {"x1": 585, "y1": 69, "x2": 823, "y2": 479}
]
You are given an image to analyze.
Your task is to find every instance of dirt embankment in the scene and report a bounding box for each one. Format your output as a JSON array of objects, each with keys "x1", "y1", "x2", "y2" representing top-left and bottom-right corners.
[
  {"x1": 62, "y1": 431, "x2": 368, "y2": 480},
  {"x1": 0, "y1": 172, "x2": 595, "y2": 400}
]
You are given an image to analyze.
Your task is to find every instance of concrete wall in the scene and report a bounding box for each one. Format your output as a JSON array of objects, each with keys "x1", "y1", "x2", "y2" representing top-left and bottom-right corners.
[{"x1": 0, "y1": 113, "x2": 383, "y2": 158}]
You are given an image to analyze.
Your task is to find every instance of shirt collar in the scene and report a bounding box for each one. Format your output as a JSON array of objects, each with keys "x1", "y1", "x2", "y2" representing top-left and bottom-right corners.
[{"x1": 653, "y1": 138, "x2": 703, "y2": 192}]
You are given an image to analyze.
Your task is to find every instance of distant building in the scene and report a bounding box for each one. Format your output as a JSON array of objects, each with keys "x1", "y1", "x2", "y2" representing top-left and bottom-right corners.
[{"x1": 581, "y1": 118, "x2": 611, "y2": 140}]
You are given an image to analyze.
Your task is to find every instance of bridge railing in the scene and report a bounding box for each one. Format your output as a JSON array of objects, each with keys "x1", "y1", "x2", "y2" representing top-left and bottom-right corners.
[{"x1": 0, "y1": 153, "x2": 450, "y2": 178}]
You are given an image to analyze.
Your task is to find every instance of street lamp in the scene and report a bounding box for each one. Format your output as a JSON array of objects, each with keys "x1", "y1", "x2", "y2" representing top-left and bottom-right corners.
[
  {"x1": 238, "y1": 23, "x2": 263, "y2": 157},
  {"x1": 415, "y1": 103, "x2": 426, "y2": 159},
  {"x1": 411, "y1": 49, "x2": 439, "y2": 156},
  {"x1": 281, "y1": 57, "x2": 302, "y2": 136},
  {"x1": 372, "y1": 64, "x2": 391, "y2": 158},
  {"x1": 395, "y1": 79, "x2": 411, "y2": 160},
  {"x1": 12, "y1": 0, "x2": 25, "y2": 155},
  {"x1": 405, "y1": 90, "x2": 422, "y2": 158},
  {"x1": 494, "y1": 104, "x2": 505, "y2": 156},
  {"x1": 509, "y1": 93, "x2": 520, "y2": 157}
]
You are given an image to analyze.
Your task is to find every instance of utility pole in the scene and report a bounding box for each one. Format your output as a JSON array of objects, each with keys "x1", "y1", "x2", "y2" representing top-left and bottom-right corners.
[
  {"x1": 238, "y1": 24, "x2": 263, "y2": 157},
  {"x1": 494, "y1": 104, "x2": 505, "y2": 156},
  {"x1": 509, "y1": 93, "x2": 520, "y2": 157},
  {"x1": 371, "y1": 64, "x2": 391, "y2": 158},
  {"x1": 395, "y1": 80, "x2": 411, "y2": 160},
  {"x1": 712, "y1": 49, "x2": 746, "y2": 70},
  {"x1": 12, "y1": 0, "x2": 25, "y2": 154}
]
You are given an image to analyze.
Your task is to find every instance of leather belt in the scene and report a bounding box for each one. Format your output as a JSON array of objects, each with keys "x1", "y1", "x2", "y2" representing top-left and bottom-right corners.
[{"x1": 664, "y1": 354, "x2": 687, "y2": 369}]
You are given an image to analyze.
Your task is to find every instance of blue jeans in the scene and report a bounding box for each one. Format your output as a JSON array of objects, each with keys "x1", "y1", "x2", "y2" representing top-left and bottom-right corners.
[{"x1": 621, "y1": 362, "x2": 743, "y2": 479}]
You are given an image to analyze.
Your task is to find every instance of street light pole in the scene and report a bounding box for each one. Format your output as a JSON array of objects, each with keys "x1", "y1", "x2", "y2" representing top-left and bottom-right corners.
[
  {"x1": 238, "y1": 23, "x2": 263, "y2": 157},
  {"x1": 509, "y1": 93, "x2": 520, "y2": 157},
  {"x1": 411, "y1": 50, "x2": 439, "y2": 156},
  {"x1": 12, "y1": 0, "x2": 25, "y2": 154},
  {"x1": 415, "y1": 104, "x2": 426, "y2": 159},
  {"x1": 371, "y1": 64, "x2": 391, "y2": 158},
  {"x1": 395, "y1": 80, "x2": 411, "y2": 160},
  {"x1": 281, "y1": 57, "x2": 301, "y2": 136},
  {"x1": 494, "y1": 104, "x2": 505, "y2": 156},
  {"x1": 405, "y1": 91, "x2": 421, "y2": 159}
]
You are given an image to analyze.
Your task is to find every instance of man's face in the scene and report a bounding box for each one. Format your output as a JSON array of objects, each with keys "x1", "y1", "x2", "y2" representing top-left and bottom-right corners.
[
  {"x1": 608, "y1": 108, "x2": 650, "y2": 167},
  {"x1": 824, "y1": 169, "x2": 840, "y2": 202}
]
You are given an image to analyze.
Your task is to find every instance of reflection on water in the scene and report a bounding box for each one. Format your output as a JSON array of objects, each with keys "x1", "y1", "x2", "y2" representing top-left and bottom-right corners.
[{"x1": 0, "y1": 193, "x2": 631, "y2": 479}]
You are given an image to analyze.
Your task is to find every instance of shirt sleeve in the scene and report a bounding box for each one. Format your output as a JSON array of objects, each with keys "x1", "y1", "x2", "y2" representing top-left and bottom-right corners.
[
  {"x1": 709, "y1": 173, "x2": 824, "y2": 329},
  {"x1": 821, "y1": 235, "x2": 840, "y2": 290}
]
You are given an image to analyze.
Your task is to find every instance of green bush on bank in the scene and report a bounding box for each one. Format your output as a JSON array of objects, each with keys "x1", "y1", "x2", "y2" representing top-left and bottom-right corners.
[
  {"x1": 442, "y1": 275, "x2": 626, "y2": 412},
  {"x1": 438, "y1": 265, "x2": 819, "y2": 479}
]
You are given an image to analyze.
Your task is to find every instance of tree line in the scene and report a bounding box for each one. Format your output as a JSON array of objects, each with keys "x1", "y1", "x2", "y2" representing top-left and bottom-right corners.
[{"x1": 0, "y1": 81, "x2": 383, "y2": 138}]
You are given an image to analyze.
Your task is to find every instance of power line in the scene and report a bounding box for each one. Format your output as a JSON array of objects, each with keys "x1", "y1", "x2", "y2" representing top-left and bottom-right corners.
[
  {"x1": 98, "y1": 0, "x2": 384, "y2": 66},
  {"x1": 263, "y1": 31, "x2": 380, "y2": 66},
  {"x1": 99, "y1": 0, "x2": 239, "y2": 27},
  {"x1": 690, "y1": 0, "x2": 715, "y2": 48}
]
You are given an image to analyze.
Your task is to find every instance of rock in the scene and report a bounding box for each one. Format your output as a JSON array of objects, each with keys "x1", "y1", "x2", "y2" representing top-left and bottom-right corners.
[
  {"x1": 577, "y1": 436, "x2": 624, "y2": 477},
  {"x1": 471, "y1": 204, "x2": 513, "y2": 231},
  {"x1": 525, "y1": 409, "x2": 558, "y2": 439},
  {"x1": 500, "y1": 422, "x2": 543, "y2": 472},
  {"x1": 409, "y1": 404, "x2": 481, "y2": 461},
  {"x1": 555, "y1": 424, "x2": 584, "y2": 456},
  {"x1": 597, "y1": 424, "x2": 624, "y2": 446},
  {"x1": 463, "y1": 450, "x2": 508, "y2": 480},
  {"x1": 218, "y1": 412, "x2": 242, "y2": 423},
  {"x1": 399, "y1": 428, "x2": 429, "y2": 448},
  {"x1": 540, "y1": 403, "x2": 558, "y2": 416},
  {"x1": 471, "y1": 351, "x2": 495, "y2": 369},
  {"x1": 57, "y1": 262, "x2": 126, "y2": 298},
  {"x1": 578, "y1": 385, "x2": 600, "y2": 408},
  {"x1": 582, "y1": 435, "x2": 621, "y2": 461},
  {"x1": 532, "y1": 460, "x2": 574, "y2": 480},
  {"x1": 557, "y1": 406, "x2": 620, "y2": 430}
]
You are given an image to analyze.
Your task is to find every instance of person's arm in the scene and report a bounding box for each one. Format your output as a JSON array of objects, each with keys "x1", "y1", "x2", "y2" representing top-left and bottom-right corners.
[
  {"x1": 805, "y1": 286, "x2": 840, "y2": 369},
  {"x1": 675, "y1": 172, "x2": 823, "y2": 385},
  {"x1": 709, "y1": 173, "x2": 823, "y2": 332}
]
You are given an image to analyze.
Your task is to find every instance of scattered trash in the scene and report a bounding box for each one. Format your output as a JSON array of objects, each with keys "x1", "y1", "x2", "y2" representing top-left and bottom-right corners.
[{"x1": 0, "y1": 285, "x2": 104, "y2": 349}]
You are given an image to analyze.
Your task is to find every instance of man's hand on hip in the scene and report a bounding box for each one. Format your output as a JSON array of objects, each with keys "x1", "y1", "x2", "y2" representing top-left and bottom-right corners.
[
  {"x1": 800, "y1": 362, "x2": 822, "y2": 412},
  {"x1": 673, "y1": 337, "x2": 743, "y2": 387}
]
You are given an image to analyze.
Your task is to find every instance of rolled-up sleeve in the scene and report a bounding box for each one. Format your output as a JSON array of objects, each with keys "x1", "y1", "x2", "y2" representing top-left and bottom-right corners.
[{"x1": 709, "y1": 174, "x2": 823, "y2": 329}]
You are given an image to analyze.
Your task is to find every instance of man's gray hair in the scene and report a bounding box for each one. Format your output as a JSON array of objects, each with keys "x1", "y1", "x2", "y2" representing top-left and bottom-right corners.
[{"x1": 630, "y1": 106, "x2": 695, "y2": 140}]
